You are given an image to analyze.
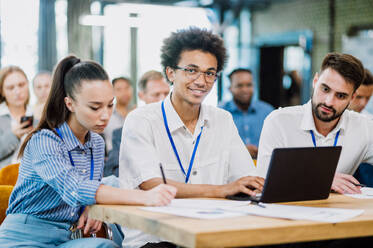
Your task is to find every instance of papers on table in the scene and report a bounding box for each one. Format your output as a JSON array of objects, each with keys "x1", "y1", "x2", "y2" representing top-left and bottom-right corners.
[
  {"x1": 225, "y1": 204, "x2": 364, "y2": 223},
  {"x1": 141, "y1": 199, "x2": 251, "y2": 219},
  {"x1": 140, "y1": 199, "x2": 364, "y2": 223},
  {"x1": 344, "y1": 187, "x2": 373, "y2": 199}
]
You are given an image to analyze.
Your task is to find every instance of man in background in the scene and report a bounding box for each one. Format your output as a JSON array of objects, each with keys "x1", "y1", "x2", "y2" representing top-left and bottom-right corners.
[
  {"x1": 32, "y1": 71, "x2": 52, "y2": 121},
  {"x1": 348, "y1": 68, "x2": 373, "y2": 118},
  {"x1": 220, "y1": 68, "x2": 273, "y2": 158},
  {"x1": 104, "y1": 71, "x2": 169, "y2": 176},
  {"x1": 349, "y1": 68, "x2": 373, "y2": 187},
  {"x1": 138, "y1": 70, "x2": 170, "y2": 104},
  {"x1": 103, "y1": 77, "x2": 133, "y2": 154}
]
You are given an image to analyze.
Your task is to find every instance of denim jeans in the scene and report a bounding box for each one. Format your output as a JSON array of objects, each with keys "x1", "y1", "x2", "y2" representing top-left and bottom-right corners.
[{"x1": 0, "y1": 214, "x2": 119, "y2": 248}]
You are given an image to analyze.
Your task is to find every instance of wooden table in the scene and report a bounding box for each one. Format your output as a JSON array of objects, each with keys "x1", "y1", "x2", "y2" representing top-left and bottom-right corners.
[{"x1": 89, "y1": 194, "x2": 373, "y2": 248}]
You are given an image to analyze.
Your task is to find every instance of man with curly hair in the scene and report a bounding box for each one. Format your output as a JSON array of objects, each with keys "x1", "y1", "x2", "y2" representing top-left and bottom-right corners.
[{"x1": 119, "y1": 27, "x2": 264, "y2": 247}]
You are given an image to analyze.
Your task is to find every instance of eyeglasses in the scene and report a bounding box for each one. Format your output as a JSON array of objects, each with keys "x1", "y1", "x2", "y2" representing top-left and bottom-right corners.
[{"x1": 174, "y1": 66, "x2": 220, "y2": 83}]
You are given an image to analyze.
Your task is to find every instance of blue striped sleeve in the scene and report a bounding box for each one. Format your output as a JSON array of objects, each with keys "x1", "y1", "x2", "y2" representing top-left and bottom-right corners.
[{"x1": 29, "y1": 130, "x2": 100, "y2": 207}]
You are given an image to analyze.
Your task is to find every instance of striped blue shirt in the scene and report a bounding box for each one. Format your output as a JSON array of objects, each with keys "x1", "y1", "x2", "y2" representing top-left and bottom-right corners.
[{"x1": 7, "y1": 122, "x2": 104, "y2": 223}]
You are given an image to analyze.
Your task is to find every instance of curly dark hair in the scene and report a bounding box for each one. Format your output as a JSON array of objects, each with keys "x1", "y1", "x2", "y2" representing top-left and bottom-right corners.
[{"x1": 160, "y1": 27, "x2": 227, "y2": 82}]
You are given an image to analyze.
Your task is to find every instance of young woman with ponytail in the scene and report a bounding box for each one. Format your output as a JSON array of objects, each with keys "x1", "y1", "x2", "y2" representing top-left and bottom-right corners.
[{"x1": 0, "y1": 55, "x2": 176, "y2": 248}]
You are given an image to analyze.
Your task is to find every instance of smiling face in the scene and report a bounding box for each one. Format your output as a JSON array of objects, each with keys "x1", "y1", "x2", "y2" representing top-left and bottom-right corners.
[
  {"x1": 229, "y1": 71, "x2": 254, "y2": 105},
  {"x1": 65, "y1": 80, "x2": 114, "y2": 134},
  {"x1": 166, "y1": 50, "x2": 218, "y2": 106},
  {"x1": 2, "y1": 71, "x2": 29, "y2": 108},
  {"x1": 311, "y1": 68, "x2": 355, "y2": 122}
]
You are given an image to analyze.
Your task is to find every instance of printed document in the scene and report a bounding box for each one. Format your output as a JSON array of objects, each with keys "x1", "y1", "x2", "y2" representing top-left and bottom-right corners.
[
  {"x1": 344, "y1": 187, "x2": 373, "y2": 199},
  {"x1": 141, "y1": 199, "x2": 363, "y2": 222}
]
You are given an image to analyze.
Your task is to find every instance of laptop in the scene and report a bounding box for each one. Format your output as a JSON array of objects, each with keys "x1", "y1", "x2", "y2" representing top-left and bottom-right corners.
[{"x1": 227, "y1": 146, "x2": 342, "y2": 203}]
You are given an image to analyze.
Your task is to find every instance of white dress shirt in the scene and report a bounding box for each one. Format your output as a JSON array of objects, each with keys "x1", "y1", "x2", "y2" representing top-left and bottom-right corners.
[
  {"x1": 257, "y1": 101, "x2": 373, "y2": 178},
  {"x1": 361, "y1": 109, "x2": 373, "y2": 120},
  {"x1": 119, "y1": 94, "x2": 256, "y2": 247}
]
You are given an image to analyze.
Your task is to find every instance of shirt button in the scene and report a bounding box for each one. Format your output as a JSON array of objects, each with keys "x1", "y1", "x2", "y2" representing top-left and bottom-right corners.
[
  {"x1": 82, "y1": 150, "x2": 86, "y2": 155},
  {"x1": 192, "y1": 171, "x2": 197, "y2": 176},
  {"x1": 71, "y1": 212, "x2": 74, "y2": 216},
  {"x1": 82, "y1": 169, "x2": 87, "y2": 173}
]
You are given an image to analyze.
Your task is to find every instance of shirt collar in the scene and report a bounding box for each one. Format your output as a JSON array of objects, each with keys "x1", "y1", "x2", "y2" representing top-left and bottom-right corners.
[
  {"x1": 57, "y1": 122, "x2": 95, "y2": 151},
  {"x1": 163, "y1": 93, "x2": 209, "y2": 133},
  {"x1": 300, "y1": 100, "x2": 347, "y2": 135},
  {"x1": 225, "y1": 99, "x2": 256, "y2": 114}
]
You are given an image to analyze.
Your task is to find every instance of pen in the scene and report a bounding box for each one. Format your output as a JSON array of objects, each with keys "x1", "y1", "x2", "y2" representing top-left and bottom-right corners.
[
  {"x1": 250, "y1": 200, "x2": 266, "y2": 208},
  {"x1": 353, "y1": 183, "x2": 366, "y2": 187},
  {"x1": 159, "y1": 163, "x2": 167, "y2": 184}
]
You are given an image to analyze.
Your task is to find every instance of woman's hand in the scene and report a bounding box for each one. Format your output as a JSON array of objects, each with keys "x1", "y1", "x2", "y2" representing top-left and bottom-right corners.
[
  {"x1": 77, "y1": 207, "x2": 103, "y2": 235},
  {"x1": 142, "y1": 184, "x2": 177, "y2": 206},
  {"x1": 11, "y1": 120, "x2": 33, "y2": 139}
]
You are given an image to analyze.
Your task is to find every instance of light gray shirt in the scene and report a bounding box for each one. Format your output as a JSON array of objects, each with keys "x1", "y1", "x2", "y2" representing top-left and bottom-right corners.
[{"x1": 0, "y1": 102, "x2": 33, "y2": 169}]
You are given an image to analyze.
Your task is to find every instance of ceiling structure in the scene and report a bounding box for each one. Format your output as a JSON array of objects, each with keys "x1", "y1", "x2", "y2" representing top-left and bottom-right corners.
[{"x1": 102, "y1": 0, "x2": 291, "y2": 10}]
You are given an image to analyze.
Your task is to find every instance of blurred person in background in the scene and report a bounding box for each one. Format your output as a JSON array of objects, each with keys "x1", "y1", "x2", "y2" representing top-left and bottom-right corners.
[
  {"x1": 348, "y1": 68, "x2": 373, "y2": 118},
  {"x1": 104, "y1": 71, "x2": 170, "y2": 177},
  {"x1": 0, "y1": 66, "x2": 34, "y2": 168},
  {"x1": 138, "y1": 70, "x2": 170, "y2": 104},
  {"x1": 103, "y1": 77, "x2": 134, "y2": 154},
  {"x1": 350, "y1": 68, "x2": 373, "y2": 187},
  {"x1": 220, "y1": 68, "x2": 273, "y2": 158},
  {"x1": 32, "y1": 71, "x2": 52, "y2": 121}
]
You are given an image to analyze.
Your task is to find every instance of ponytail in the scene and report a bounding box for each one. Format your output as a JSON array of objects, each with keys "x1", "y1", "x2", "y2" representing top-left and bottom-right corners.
[{"x1": 18, "y1": 55, "x2": 108, "y2": 158}]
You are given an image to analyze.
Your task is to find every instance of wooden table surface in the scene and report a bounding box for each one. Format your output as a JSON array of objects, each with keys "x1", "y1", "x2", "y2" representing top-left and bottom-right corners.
[{"x1": 89, "y1": 194, "x2": 373, "y2": 248}]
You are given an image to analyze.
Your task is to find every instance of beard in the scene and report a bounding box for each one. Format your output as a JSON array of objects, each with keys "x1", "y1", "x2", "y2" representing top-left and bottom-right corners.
[
  {"x1": 233, "y1": 96, "x2": 252, "y2": 109},
  {"x1": 311, "y1": 98, "x2": 348, "y2": 122}
]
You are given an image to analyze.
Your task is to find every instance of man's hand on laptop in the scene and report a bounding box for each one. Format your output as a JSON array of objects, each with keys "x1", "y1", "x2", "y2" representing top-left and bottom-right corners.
[
  {"x1": 331, "y1": 173, "x2": 362, "y2": 194},
  {"x1": 220, "y1": 176, "x2": 265, "y2": 197}
]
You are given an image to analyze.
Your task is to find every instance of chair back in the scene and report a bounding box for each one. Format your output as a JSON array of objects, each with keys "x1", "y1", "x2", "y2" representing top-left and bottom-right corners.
[
  {"x1": 0, "y1": 163, "x2": 20, "y2": 186},
  {"x1": 0, "y1": 185, "x2": 13, "y2": 224}
]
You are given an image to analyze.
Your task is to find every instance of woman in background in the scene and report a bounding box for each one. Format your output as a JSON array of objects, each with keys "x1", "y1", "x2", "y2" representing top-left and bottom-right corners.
[
  {"x1": 0, "y1": 66, "x2": 33, "y2": 168},
  {"x1": 0, "y1": 55, "x2": 176, "y2": 248}
]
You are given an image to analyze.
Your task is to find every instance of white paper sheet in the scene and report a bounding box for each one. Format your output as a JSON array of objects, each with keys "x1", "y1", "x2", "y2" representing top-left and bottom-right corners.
[
  {"x1": 140, "y1": 199, "x2": 252, "y2": 219},
  {"x1": 223, "y1": 204, "x2": 364, "y2": 223},
  {"x1": 344, "y1": 187, "x2": 373, "y2": 199},
  {"x1": 141, "y1": 199, "x2": 364, "y2": 222}
]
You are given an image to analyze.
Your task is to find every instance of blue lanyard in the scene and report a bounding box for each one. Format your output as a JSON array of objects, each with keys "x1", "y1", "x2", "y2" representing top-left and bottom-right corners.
[
  {"x1": 55, "y1": 127, "x2": 94, "y2": 180},
  {"x1": 309, "y1": 130, "x2": 340, "y2": 147},
  {"x1": 161, "y1": 101, "x2": 203, "y2": 183}
]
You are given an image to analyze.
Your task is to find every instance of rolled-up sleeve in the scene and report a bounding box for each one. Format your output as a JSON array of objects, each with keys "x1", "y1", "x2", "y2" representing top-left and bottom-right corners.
[
  {"x1": 119, "y1": 111, "x2": 160, "y2": 189},
  {"x1": 29, "y1": 132, "x2": 100, "y2": 207},
  {"x1": 257, "y1": 111, "x2": 286, "y2": 178}
]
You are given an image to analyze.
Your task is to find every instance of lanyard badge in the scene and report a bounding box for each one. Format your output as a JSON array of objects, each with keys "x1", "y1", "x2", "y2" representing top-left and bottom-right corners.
[
  {"x1": 161, "y1": 101, "x2": 203, "y2": 183},
  {"x1": 309, "y1": 130, "x2": 340, "y2": 147},
  {"x1": 55, "y1": 127, "x2": 94, "y2": 180}
]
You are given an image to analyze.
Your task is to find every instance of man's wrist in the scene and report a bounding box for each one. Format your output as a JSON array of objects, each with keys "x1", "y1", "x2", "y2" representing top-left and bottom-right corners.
[{"x1": 210, "y1": 184, "x2": 226, "y2": 198}]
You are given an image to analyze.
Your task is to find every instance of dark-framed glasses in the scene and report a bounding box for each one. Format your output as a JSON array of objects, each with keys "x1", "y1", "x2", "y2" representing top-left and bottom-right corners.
[{"x1": 174, "y1": 66, "x2": 219, "y2": 83}]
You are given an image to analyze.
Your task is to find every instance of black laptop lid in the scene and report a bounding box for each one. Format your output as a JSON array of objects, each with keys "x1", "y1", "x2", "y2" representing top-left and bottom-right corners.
[{"x1": 260, "y1": 146, "x2": 342, "y2": 203}]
